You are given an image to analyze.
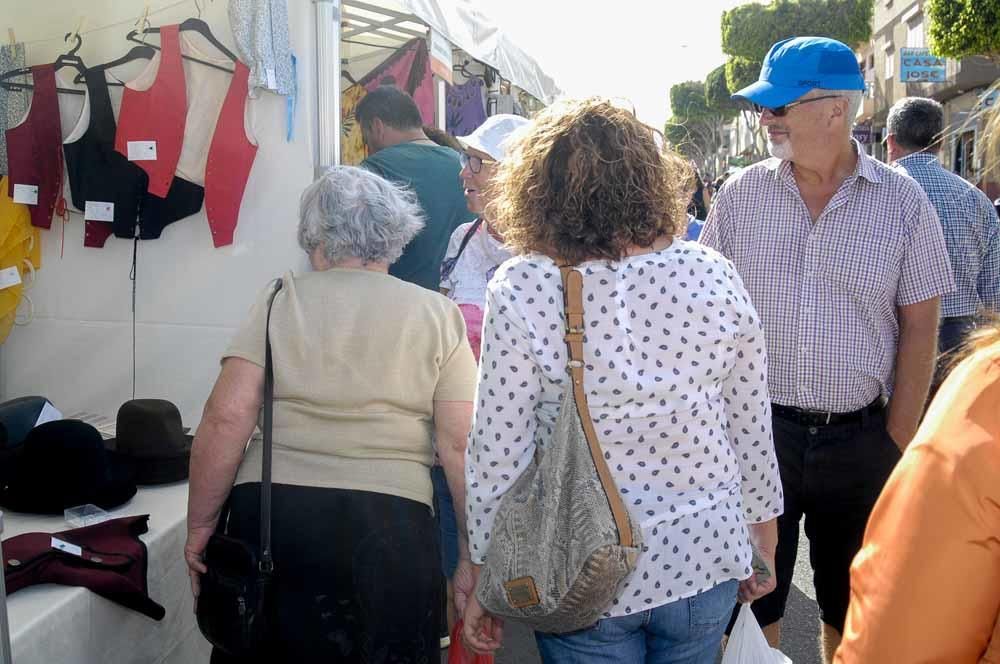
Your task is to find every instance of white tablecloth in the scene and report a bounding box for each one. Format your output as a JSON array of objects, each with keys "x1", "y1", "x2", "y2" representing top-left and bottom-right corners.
[{"x1": 3, "y1": 483, "x2": 211, "y2": 664}]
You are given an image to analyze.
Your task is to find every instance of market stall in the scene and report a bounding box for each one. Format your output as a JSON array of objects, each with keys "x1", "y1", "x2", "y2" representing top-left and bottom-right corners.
[{"x1": 0, "y1": 1, "x2": 557, "y2": 661}]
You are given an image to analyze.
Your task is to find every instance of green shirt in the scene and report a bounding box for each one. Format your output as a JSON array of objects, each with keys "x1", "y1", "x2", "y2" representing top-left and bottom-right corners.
[{"x1": 362, "y1": 143, "x2": 475, "y2": 291}]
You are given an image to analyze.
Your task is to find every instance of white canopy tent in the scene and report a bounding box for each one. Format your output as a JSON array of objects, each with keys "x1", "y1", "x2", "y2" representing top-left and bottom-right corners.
[{"x1": 315, "y1": 0, "x2": 559, "y2": 169}]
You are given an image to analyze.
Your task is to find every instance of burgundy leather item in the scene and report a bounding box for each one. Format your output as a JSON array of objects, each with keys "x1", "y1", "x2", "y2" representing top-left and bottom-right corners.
[
  {"x1": 5, "y1": 64, "x2": 63, "y2": 229},
  {"x1": 115, "y1": 24, "x2": 187, "y2": 198},
  {"x1": 204, "y1": 60, "x2": 257, "y2": 248},
  {"x1": 3, "y1": 514, "x2": 166, "y2": 620}
]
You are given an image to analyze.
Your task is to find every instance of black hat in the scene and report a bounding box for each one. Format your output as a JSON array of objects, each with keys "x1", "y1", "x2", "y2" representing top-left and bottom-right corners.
[
  {"x1": 0, "y1": 396, "x2": 52, "y2": 483},
  {"x1": 106, "y1": 400, "x2": 192, "y2": 485},
  {"x1": 0, "y1": 419, "x2": 137, "y2": 514}
]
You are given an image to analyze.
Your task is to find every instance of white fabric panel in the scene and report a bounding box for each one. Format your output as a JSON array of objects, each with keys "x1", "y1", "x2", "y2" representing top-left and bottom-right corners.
[{"x1": 5, "y1": 484, "x2": 211, "y2": 664}]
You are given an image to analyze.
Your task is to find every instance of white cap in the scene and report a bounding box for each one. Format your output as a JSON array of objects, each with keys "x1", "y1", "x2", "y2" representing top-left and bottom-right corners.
[{"x1": 457, "y1": 114, "x2": 531, "y2": 162}]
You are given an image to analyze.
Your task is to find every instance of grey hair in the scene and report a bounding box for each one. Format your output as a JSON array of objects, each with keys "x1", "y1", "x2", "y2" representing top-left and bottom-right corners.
[
  {"x1": 887, "y1": 97, "x2": 945, "y2": 151},
  {"x1": 297, "y1": 166, "x2": 425, "y2": 265},
  {"x1": 824, "y1": 89, "x2": 864, "y2": 124}
]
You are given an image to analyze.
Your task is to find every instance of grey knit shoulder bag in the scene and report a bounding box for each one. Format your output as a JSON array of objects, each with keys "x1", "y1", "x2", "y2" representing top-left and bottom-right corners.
[{"x1": 475, "y1": 266, "x2": 644, "y2": 634}]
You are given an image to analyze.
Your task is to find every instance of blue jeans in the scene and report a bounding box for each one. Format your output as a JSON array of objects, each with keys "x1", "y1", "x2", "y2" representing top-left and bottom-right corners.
[
  {"x1": 535, "y1": 579, "x2": 738, "y2": 664},
  {"x1": 430, "y1": 465, "x2": 458, "y2": 577}
]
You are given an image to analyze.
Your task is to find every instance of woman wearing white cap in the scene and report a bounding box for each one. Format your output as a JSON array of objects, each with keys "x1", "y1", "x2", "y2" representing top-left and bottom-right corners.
[
  {"x1": 434, "y1": 113, "x2": 530, "y2": 638},
  {"x1": 440, "y1": 114, "x2": 531, "y2": 359}
]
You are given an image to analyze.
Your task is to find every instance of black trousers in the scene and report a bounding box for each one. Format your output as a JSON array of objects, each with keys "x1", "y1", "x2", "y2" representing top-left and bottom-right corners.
[
  {"x1": 743, "y1": 407, "x2": 900, "y2": 633},
  {"x1": 210, "y1": 483, "x2": 441, "y2": 664}
]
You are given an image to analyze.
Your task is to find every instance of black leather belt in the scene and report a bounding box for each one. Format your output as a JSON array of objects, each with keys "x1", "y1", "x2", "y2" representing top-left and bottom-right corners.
[{"x1": 771, "y1": 399, "x2": 884, "y2": 427}]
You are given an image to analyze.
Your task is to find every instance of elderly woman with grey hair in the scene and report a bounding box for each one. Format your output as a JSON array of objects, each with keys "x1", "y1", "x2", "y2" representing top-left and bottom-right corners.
[{"x1": 186, "y1": 166, "x2": 478, "y2": 662}]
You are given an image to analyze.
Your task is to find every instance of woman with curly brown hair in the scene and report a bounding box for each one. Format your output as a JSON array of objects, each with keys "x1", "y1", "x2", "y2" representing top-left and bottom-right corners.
[{"x1": 456, "y1": 98, "x2": 782, "y2": 663}]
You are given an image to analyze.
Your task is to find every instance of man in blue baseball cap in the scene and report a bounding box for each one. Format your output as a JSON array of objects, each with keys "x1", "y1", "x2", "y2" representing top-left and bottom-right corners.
[{"x1": 701, "y1": 36, "x2": 955, "y2": 662}]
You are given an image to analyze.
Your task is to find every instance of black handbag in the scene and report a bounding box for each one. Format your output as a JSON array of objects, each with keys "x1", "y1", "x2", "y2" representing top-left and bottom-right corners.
[{"x1": 196, "y1": 279, "x2": 282, "y2": 657}]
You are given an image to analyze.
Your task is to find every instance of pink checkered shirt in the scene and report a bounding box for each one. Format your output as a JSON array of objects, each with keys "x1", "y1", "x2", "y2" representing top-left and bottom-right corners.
[{"x1": 700, "y1": 143, "x2": 954, "y2": 412}]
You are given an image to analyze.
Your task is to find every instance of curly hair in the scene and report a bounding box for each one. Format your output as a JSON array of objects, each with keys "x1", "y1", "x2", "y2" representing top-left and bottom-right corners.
[{"x1": 486, "y1": 98, "x2": 692, "y2": 264}]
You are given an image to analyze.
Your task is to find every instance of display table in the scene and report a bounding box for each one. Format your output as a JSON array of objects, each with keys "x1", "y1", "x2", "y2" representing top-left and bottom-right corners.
[{"x1": 3, "y1": 483, "x2": 211, "y2": 664}]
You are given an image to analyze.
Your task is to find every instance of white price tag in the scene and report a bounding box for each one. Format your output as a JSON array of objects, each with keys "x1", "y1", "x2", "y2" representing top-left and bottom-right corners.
[
  {"x1": 51, "y1": 537, "x2": 83, "y2": 557},
  {"x1": 84, "y1": 201, "x2": 115, "y2": 222},
  {"x1": 0, "y1": 266, "x2": 21, "y2": 290},
  {"x1": 12, "y1": 184, "x2": 38, "y2": 205},
  {"x1": 265, "y1": 67, "x2": 277, "y2": 90},
  {"x1": 34, "y1": 401, "x2": 63, "y2": 427},
  {"x1": 127, "y1": 140, "x2": 158, "y2": 161}
]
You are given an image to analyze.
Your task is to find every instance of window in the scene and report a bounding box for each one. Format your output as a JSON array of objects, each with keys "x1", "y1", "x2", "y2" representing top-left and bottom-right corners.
[
  {"x1": 885, "y1": 48, "x2": 895, "y2": 80},
  {"x1": 908, "y1": 17, "x2": 925, "y2": 48}
]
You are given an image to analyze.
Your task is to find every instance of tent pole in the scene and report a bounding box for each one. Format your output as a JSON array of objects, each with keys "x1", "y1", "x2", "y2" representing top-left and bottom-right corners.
[{"x1": 315, "y1": 0, "x2": 343, "y2": 176}]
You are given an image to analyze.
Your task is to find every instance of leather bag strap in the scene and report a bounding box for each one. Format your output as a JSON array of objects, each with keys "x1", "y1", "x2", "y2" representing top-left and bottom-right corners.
[
  {"x1": 259, "y1": 278, "x2": 283, "y2": 572},
  {"x1": 559, "y1": 266, "x2": 634, "y2": 549}
]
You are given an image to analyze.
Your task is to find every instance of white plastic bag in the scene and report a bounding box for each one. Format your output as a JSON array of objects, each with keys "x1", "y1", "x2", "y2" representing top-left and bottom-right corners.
[{"x1": 721, "y1": 604, "x2": 793, "y2": 664}]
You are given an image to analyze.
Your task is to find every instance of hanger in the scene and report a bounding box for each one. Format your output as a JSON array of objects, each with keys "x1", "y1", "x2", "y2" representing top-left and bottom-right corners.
[
  {"x1": 126, "y1": 17, "x2": 237, "y2": 75},
  {"x1": 74, "y1": 45, "x2": 155, "y2": 86},
  {"x1": 452, "y1": 59, "x2": 484, "y2": 82},
  {"x1": 0, "y1": 32, "x2": 86, "y2": 96}
]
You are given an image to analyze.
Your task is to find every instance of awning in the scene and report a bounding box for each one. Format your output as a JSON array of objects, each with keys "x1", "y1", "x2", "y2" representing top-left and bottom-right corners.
[{"x1": 341, "y1": 0, "x2": 560, "y2": 104}]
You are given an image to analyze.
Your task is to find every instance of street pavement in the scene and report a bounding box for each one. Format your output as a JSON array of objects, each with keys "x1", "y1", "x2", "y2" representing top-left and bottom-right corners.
[{"x1": 445, "y1": 522, "x2": 823, "y2": 664}]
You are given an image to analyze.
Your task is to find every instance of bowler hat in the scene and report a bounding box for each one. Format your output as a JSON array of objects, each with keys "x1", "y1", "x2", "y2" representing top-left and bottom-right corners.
[
  {"x1": 106, "y1": 400, "x2": 193, "y2": 485},
  {"x1": 0, "y1": 419, "x2": 137, "y2": 514},
  {"x1": 0, "y1": 396, "x2": 55, "y2": 484}
]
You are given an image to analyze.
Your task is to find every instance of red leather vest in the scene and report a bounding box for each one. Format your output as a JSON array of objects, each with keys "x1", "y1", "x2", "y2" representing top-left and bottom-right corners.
[
  {"x1": 114, "y1": 24, "x2": 186, "y2": 198},
  {"x1": 204, "y1": 61, "x2": 258, "y2": 248},
  {"x1": 5, "y1": 64, "x2": 63, "y2": 229}
]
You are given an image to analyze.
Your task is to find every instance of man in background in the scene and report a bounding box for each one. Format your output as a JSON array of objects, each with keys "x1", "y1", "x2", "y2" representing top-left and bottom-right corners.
[
  {"x1": 358, "y1": 86, "x2": 474, "y2": 291},
  {"x1": 887, "y1": 97, "x2": 1000, "y2": 370}
]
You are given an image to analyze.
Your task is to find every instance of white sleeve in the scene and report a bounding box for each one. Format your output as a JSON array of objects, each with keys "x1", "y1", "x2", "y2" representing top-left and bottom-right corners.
[
  {"x1": 722, "y1": 268, "x2": 783, "y2": 523},
  {"x1": 465, "y1": 279, "x2": 543, "y2": 564}
]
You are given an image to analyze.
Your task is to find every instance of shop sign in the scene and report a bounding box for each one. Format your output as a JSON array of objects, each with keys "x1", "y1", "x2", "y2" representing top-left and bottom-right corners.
[
  {"x1": 852, "y1": 124, "x2": 873, "y2": 144},
  {"x1": 429, "y1": 28, "x2": 453, "y2": 84},
  {"x1": 976, "y1": 88, "x2": 1000, "y2": 111},
  {"x1": 900, "y1": 48, "x2": 947, "y2": 83}
]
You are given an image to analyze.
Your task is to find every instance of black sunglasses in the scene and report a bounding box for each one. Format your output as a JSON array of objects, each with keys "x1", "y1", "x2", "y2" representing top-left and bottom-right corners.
[
  {"x1": 750, "y1": 94, "x2": 843, "y2": 117},
  {"x1": 460, "y1": 152, "x2": 495, "y2": 174}
]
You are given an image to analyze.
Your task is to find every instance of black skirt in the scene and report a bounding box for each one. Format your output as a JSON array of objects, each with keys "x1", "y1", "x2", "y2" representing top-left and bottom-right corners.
[{"x1": 209, "y1": 482, "x2": 441, "y2": 664}]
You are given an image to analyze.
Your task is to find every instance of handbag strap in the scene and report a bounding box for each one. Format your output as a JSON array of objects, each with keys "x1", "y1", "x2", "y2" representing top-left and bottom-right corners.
[
  {"x1": 259, "y1": 278, "x2": 283, "y2": 573},
  {"x1": 440, "y1": 218, "x2": 483, "y2": 281},
  {"x1": 559, "y1": 266, "x2": 635, "y2": 549}
]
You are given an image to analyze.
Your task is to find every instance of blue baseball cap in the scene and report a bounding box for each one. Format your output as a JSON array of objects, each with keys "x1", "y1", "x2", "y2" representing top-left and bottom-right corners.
[{"x1": 733, "y1": 36, "x2": 865, "y2": 109}]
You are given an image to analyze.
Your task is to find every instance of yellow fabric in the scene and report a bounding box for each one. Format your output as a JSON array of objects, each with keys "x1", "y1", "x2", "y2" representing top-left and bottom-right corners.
[
  {"x1": 836, "y1": 343, "x2": 1000, "y2": 664},
  {"x1": 224, "y1": 268, "x2": 477, "y2": 507},
  {"x1": 0, "y1": 176, "x2": 35, "y2": 342},
  {"x1": 340, "y1": 85, "x2": 368, "y2": 166}
]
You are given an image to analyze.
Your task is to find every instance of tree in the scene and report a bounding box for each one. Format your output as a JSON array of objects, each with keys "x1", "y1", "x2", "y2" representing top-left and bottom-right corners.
[
  {"x1": 705, "y1": 65, "x2": 739, "y2": 118},
  {"x1": 926, "y1": 0, "x2": 1000, "y2": 60},
  {"x1": 721, "y1": 0, "x2": 874, "y2": 61},
  {"x1": 724, "y1": 57, "x2": 761, "y2": 98},
  {"x1": 667, "y1": 80, "x2": 733, "y2": 177}
]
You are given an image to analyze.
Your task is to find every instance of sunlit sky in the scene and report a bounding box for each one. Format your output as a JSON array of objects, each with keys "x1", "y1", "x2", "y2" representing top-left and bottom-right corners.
[{"x1": 479, "y1": 0, "x2": 760, "y2": 130}]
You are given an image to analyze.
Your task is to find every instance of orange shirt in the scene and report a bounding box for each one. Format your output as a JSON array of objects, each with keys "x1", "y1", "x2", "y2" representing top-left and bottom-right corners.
[{"x1": 835, "y1": 344, "x2": 1000, "y2": 664}]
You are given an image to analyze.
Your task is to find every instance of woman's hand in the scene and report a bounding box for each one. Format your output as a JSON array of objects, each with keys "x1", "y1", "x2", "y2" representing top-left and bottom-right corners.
[
  {"x1": 184, "y1": 525, "x2": 214, "y2": 610},
  {"x1": 452, "y1": 557, "x2": 479, "y2": 617},
  {"x1": 738, "y1": 544, "x2": 777, "y2": 603},
  {"x1": 462, "y1": 592, "x2": 504, "y2": 655},
  {"x1": 740, "y1": 519, "x2": 779, "y2": 604}
]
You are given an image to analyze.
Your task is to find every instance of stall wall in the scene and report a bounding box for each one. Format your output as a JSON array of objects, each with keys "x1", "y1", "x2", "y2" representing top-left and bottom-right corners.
[{"x1": 1, "y1": 0, "x2": 316, "y2": 427}]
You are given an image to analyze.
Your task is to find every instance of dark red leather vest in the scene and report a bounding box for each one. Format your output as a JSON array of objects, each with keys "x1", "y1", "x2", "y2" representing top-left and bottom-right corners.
[
  {"x1": 3, "y1": 515, "x2": 166, "y2": 620},
  {"x1": 5, "y1": 64, "x2": 63, "y2": 229}
]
